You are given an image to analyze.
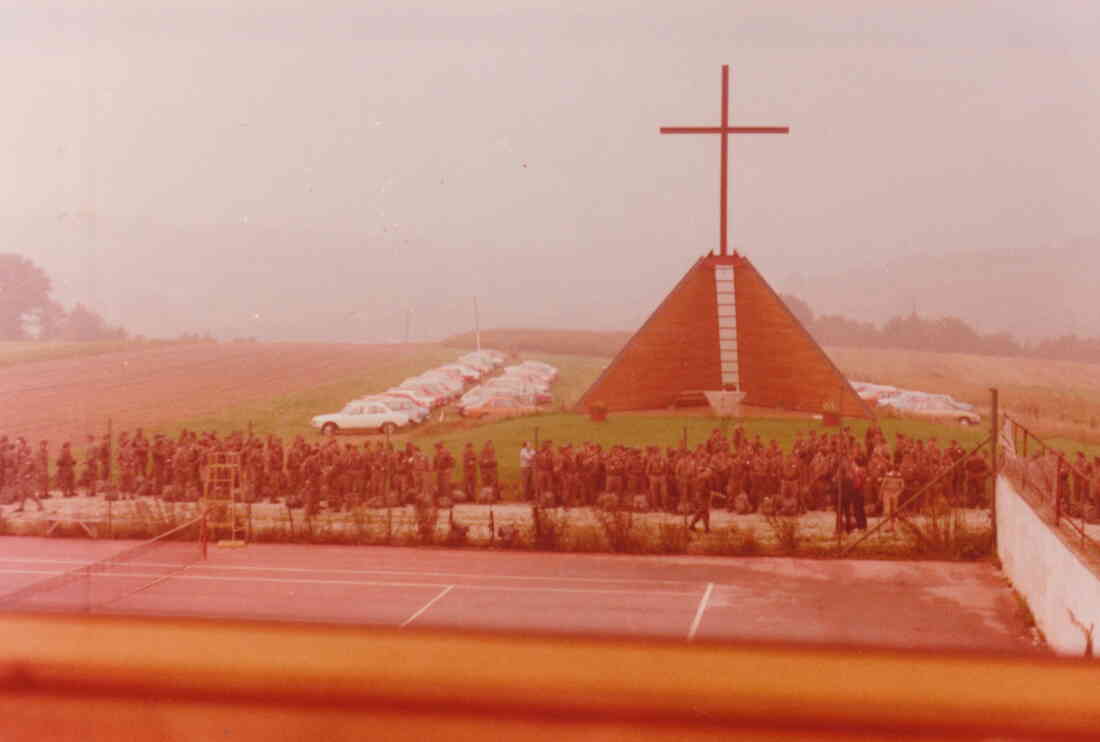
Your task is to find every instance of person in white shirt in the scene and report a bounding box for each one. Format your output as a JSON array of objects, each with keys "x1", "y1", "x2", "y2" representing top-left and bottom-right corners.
[{"x1": 519, "y1": 442, "x2": 535, "y2": 500}]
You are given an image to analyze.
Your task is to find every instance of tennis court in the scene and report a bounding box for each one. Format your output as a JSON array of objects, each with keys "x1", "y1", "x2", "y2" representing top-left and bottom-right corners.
[{"x1": 0, "y1": 534, "x2": 1038, "y2": 652}]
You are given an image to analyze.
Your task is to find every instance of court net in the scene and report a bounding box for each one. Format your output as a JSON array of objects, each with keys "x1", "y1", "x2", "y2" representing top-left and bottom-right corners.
[{"x1": 0, "y1": 515, "x2": 207, "y2": 614}]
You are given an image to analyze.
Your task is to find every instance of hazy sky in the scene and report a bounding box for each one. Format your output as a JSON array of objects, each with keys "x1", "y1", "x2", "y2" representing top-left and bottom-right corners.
[{"x1": 4, "y1": 1, "x2": 1099, "y2": 341}]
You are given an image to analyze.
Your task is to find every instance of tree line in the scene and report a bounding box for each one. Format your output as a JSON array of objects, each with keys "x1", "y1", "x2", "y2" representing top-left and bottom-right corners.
[
  {"x1": 782, "y1": 294, "x2": 1100, "y2": 364},
  {"x1": 1, "y1": 254, "x2": 126, "y2": 342}
]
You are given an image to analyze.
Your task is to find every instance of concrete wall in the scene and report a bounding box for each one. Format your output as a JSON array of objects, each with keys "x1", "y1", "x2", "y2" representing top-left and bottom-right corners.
[{"x1": 996, "y1": 475, "x2": 1100, "y2": 657}]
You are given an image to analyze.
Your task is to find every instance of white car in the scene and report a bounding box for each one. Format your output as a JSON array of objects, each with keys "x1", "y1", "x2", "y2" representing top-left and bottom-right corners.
[
  {"x1": 361, "y1": 395, "x2": 430, "y2": 424},
  {"x1": 311, "y1": 402, "x2": 410, "y2": 436},
  {"x1": 385, "y1": 387, "x2": 439, "y2": 410},
  {"x1": 876, "y1": 394, "x2": 982, "y2": 426},
  {"x1": 439, "y1": 363, "x2": 483, "y2": 382}
]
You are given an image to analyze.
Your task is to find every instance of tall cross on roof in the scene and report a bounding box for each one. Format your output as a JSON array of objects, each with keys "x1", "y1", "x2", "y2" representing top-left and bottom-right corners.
[{"x1": 660, "y1": 65, "x2": 789, "y2": 257}]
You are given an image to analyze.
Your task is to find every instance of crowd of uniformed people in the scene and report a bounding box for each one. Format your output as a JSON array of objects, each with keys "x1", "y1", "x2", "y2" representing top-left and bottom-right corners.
[{"x1": 0, "y1": 423, "x2": 1020, "y2": 535}]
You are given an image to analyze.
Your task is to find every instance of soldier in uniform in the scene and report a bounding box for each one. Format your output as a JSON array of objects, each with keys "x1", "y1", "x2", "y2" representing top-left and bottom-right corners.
[
  {"x1": 579, "y1": 444, "x2": 601, "y2": 505},
  {"x1": 1091, "y1": 455, "x2": 1100, "y2": 522},
  {"x1": 605, "y1": 446, "x2": 625, "y2": 503},
  {"x1": 479, "y1": 441, "x2": 499, "y2": 500},
  {"x1": 150, "y1": 434, "x2": 169, "y2": 495},
  {"x1": 99, "y1": 432, "x2": 112, "y2": 481},
  {"x1": 880, "y1": 468, "x2": 905, "y2": 532},
  {"x1": 118, "y1": 438, "x2": 136, "y2": 498},
  {"x1": 267, "y1": 437, "x2": 286, "y2": 504},
  {"x1": 371, "y1": 443, "x2": 390, "y2": 503},
  {"x1": 966, "y1": 452, "x2": 992, "y2": 508},
  {"x1": 646, "y1": 445, "x2": 669, "y2": 512},
  {"x1": 433, "y1": 442, "x2": 455, "y2": 502},
  {"x1": 395, "y1": 443, "x2": 414, "y2": 503},
  {"x1": 57, "y1": 441, "x2": 77, "y2": 498},
  {"x1": 0, "y1": 435, "x2": 10, "y2": 494},
  {"x1": 689, "y1": 453, "x2": 713, "y2": 532},
  {"x1": 300, "y1": 446, "x2": 322, "y2": 515},
  {"x1": 411, "y1": 445, "x2": 430, "y2": 503},
  {"x1": 556, "y1": 444, "x2": 576, "y2": 507},
  {"x1": 534, "y1": 441, "x2": 554, "y2": 501},
  {"x1": 36, "y1": 440, "x2": 50, "y2": 499},
  {"x1": 132, "y1": 428, "x2": 149, "y2": 478},
  {"x1": 626, "y1": 448, "x2": 646, "y2": 498},
  {"x1": 462, "y1": 443, "x2": 478, "y2": 500},
  {"x1": 778, "y1": 452, "x2": 801, "y2": 514},
  {"x1": 286, "y1": 441, "x2": 304, "y2": 496},
  {"x1": 81, "y1": 434, "x2": 100, "y2": 497},
  {"x1": 14, "y1": 450, "x2": 44, "y2": 513},
  {"x1": 675, "y1": 450, "x2": 696, "y2": 513}
]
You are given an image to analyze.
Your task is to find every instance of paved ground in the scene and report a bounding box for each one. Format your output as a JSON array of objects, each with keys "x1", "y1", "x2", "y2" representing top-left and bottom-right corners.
[{"x1": 0, "y1": 538, "x2": 1039, "y2": 653}]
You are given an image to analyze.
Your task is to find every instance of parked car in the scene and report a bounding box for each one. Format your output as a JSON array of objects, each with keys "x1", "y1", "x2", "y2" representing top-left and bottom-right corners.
[
  {"x1": 481, "y1": 379, "x2": 552, "y2": 404},
  {"x1": 362, "y1": 395, "x2": 430, "y2": 423},
  {"x1": 460, "y1": 395, "x2": 540, "y2": 419},
  {"x1": 311, "y1": 402, "x2": 410, "y2": 435},
  {"x1": 416, "y1": 373, "x2": 465, "y2": 395},
  {"x1": 385, "y1": 387, "x2": 440, "y2": 409},
  {"x1": 439, "y1": 363, "x2": 483, "y2": 382},
  {"x1": 399, "y1": 380, "x2": 454, "y2": 405},
  {"x1": 877, "y1": 394, "x2": 982, "y2": 426},
  {"x1": 460, "y1": 352, "x2": 501, "y2": 371}
]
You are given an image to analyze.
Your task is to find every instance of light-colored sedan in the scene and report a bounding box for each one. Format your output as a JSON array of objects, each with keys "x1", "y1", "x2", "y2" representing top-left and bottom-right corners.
[
  {"x1": 460, "y1": 395, "x2": 540, "y2": 420},
  {"x1": 877, "y1": 395, "x2": 982, "y2": 426},
  {"x1": 311, "y1": 402, "x2": 410, "y2": 436},
  {"x1": 362, "y1": 395, "x2": 430, "y2": 424}
]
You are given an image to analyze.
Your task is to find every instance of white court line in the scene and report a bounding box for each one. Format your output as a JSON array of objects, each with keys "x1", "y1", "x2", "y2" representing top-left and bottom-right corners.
[
  {"x1": 0, "y1": 557, "x2": 705, "y2": 587},
  {"x1": 0, "y1": 568, "x2": 701, "y2": 597},
  {"x1": 400, "y1": 585, "x2": 454, "y2": 628},
  {"x1": 687, "y1": 582, "x2": 715, "y2": 641}
]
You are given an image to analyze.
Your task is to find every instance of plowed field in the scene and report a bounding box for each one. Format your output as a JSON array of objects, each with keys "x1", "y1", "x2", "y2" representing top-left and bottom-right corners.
[{"x1": 2, "y1": 342, "x2": 425, "y2": 446}]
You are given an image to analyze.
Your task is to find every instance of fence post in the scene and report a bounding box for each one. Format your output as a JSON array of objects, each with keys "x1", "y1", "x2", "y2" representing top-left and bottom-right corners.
[
  {"x1": 1054, "y1": 463, "x2": 1061, "y2": 526},
  {"x1": 990, "y1": 388, "x2": 998, "y2": 548}
]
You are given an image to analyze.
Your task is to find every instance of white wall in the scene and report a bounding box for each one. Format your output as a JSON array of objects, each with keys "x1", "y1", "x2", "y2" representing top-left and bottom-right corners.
[{"x1": 996, "y1": 475, "x2": 1100, "y2": 657}]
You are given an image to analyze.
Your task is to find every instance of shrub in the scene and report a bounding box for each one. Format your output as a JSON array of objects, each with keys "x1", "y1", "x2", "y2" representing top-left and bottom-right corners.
[
  {"x1": 654, "y1": 521, "x2": 690, "y2": 554},
  {"x1": 764, "y1": 514, "x2": 800, "y2": 555},
  {"x1": 414, "y1": 499, "x2": 439, "y2": 545},
  {"x1": 595, "y1": 508, "x2": 637, "y2": 553},
  {"x1": 702, "y1": 523, "x2": 760, "y2": 556},
  {"x1": 531, "y1": 505, "x2": 566, "y2": 551},
  {"x1": 566, "y1": 525, "x2": 607, "y2": 553}
]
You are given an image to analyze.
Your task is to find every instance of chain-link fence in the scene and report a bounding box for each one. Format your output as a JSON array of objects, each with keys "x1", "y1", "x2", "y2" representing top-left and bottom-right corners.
[{"x1": 999, "y1": 415, "x2": 1100, "y2": 557}]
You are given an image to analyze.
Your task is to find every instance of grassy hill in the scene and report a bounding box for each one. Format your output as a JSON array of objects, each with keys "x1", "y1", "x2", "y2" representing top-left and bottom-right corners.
[
  {"x1": 445, "y1": 328, "x2": 1100, "y2": 448},
  {"x1": 0, "y1": 338, "x2": 187, "y2": 368},
  {"x1": 826, "y1": 346, "x2": 1100, "y2": 446}
]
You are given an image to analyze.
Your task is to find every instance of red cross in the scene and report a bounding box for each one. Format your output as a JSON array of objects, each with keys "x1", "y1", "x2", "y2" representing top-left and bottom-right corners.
[{"x1": 660, "y1": 65, "x2": 789, "y2": 257}]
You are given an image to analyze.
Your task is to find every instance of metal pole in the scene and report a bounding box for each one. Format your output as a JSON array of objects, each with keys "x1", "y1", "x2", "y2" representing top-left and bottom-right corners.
[
  {"x1": 474, "y1": 297, "x2": 481, "y2": 352},
  {"x1": 719, "y1": 64, "x2": 728, "y2": 256},
  {"x1": 990, "y1": 388, "x2": 998, "y2": 548}
]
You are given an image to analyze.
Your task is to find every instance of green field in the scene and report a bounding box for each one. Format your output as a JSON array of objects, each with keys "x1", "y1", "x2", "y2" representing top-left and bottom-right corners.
[
  {"x1": 0, "y1": 339, "x2": 180, "y2": 367},
  {"x1": 143, "y1": 346, "x2": 1003, "y2": 497},
  {"x1": 151, "y1": 345, "x2": 461, "y2": 441}
]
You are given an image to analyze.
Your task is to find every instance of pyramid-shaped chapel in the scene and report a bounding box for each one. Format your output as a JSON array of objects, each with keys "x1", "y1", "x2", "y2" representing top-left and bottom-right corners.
[{"x1": 577, "y1": 251, "x2": 873, "y2": 418}]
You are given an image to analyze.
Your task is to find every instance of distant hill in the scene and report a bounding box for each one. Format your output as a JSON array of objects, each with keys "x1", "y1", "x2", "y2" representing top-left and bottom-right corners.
[
  {"x1": 442, "y1": 328, "x2": 629, "y2": 357},
  {"x1": 780, "y1": 243, "x2": 1100, "y2": 341}
]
